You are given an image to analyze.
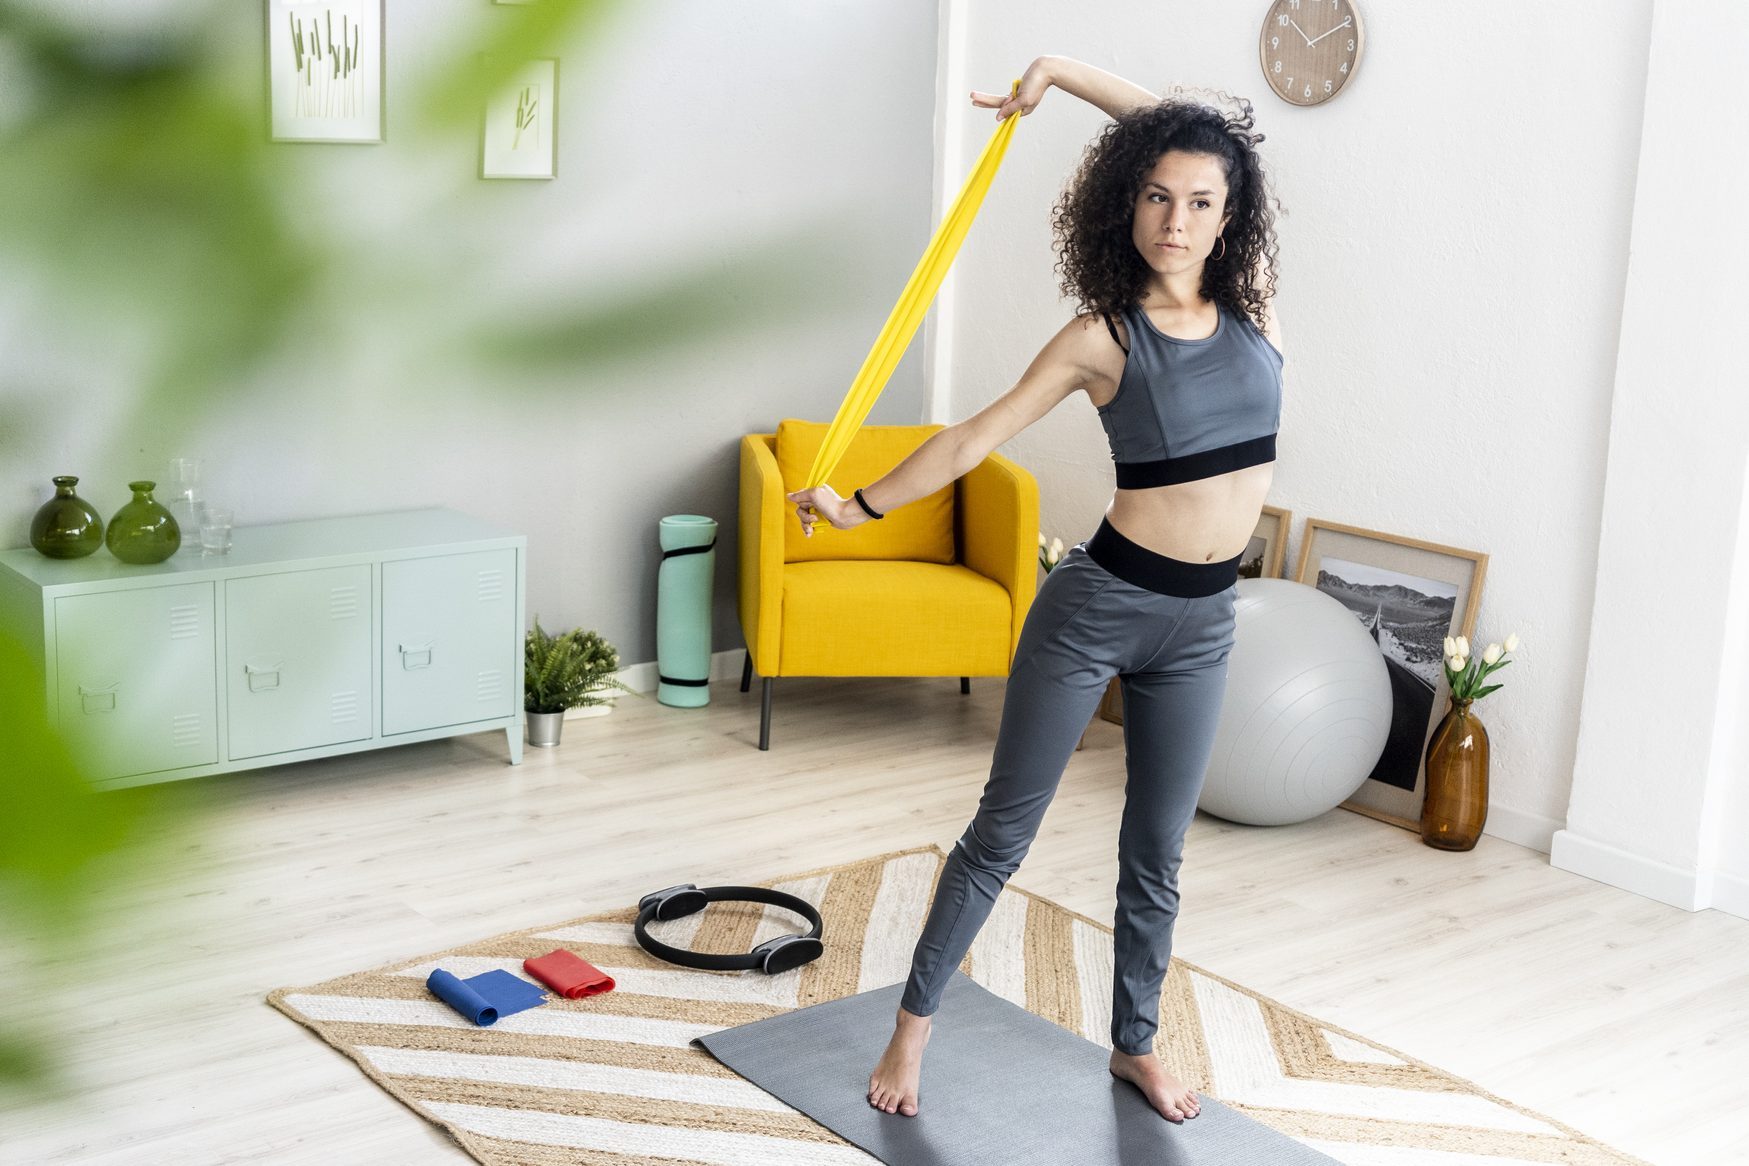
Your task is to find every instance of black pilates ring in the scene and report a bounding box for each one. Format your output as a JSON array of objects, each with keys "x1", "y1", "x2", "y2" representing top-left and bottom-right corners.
[{"x1": 634, "y1": 883, "x2": 825, "y2": 975}]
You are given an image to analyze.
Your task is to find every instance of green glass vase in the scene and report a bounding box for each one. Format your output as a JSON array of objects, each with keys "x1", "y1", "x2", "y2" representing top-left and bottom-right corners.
[
  {"x1": 105, "y1": 480, "x2": 181, "y2": 564},
  {"x1": 29, "y1": 475, "x2": 105, "y2": 559}
]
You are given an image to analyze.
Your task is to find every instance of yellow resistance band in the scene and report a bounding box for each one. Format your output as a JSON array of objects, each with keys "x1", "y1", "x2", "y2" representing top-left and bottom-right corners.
[{"x1": 801, "y1": 80, "x2": 1024, "y2": 519}]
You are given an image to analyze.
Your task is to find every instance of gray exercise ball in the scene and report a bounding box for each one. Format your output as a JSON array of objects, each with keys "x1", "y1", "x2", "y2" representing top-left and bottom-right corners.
[{"x1": 1198, "y1": 577, "x2": 1393, "y2": 826}]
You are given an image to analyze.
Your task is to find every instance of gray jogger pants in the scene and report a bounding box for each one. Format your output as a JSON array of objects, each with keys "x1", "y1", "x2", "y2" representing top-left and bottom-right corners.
[{"x1": 898, "y1": 515, "x2": 1242, "y2": 1056}]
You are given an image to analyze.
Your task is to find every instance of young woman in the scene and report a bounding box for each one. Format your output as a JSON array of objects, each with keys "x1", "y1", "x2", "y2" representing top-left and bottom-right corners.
[{"x1": 785, "y1": 54, "x2": 1284, "y2": 1125}]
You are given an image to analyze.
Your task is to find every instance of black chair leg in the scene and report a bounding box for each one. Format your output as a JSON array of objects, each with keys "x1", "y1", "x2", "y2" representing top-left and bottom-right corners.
[
  {"x1": 961, "y1": 676, "x2": 970, "y2": 694},
  {"x1": 759, "y1": 677, "x2": 773, "y2": 750},
  {"x1": 741, "y1": 650, "x2": 753, "y2": 693}
]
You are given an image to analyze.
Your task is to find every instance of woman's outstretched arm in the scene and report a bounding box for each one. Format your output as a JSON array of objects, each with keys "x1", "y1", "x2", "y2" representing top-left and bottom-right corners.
[{"x1": 970, "y1": 56, "x2": 1158, "y2": 123}]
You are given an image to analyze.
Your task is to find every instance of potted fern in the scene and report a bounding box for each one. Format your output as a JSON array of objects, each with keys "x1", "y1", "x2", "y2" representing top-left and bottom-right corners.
[{"x1": 524, "y1": 617, "x2": 635, "y2": 747}]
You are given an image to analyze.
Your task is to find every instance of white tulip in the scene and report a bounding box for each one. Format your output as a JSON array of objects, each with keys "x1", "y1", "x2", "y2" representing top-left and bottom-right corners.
[
  {"x1": 1050, "y1": 537, "x2": 1064, "y2": 557},
  {"x1": 1038, "y1": 532, "x2": 1047, "y2": 547},
  {"x1": 1482, "y1": 643, "x2": 1502, "y2": 665},
  {"x1": 1444, "y1": 635, "x2": 1456, "y2": 656},
  {"x1": 1452, "y1": 655, "x2": 1468, "y2": 672},
  {"x1": 1505, "y1": 632, "x2": 1519, "y2": 652},
  {"x1": 1047, "y1": 547, "x2": 1061, "y2": 566},
  {"x1": 1456, "y1": 635, "x2": 1470, "y2": 657}
]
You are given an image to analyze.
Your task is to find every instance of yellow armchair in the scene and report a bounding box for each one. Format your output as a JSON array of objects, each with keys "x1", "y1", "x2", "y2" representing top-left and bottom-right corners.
[{"x1": 738, "y1": 420, "x2": 1040, "y2": 749}]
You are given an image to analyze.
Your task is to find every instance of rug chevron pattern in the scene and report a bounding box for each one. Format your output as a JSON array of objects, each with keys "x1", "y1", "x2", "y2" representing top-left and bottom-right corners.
[{"x1": 269, "y1": 844, "x2": 1649, "y2": 1166}]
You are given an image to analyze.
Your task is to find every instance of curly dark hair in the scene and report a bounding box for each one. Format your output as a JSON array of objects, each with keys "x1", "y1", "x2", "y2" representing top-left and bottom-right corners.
[{"x1": 1050, "y1": 85, "x2": 1284, "y2": 335}]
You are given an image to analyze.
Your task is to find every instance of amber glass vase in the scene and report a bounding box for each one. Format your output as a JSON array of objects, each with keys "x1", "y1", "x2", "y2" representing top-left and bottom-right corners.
[{"x1": 1420, "y1": 697, "x2": 1489, "y2": 850}]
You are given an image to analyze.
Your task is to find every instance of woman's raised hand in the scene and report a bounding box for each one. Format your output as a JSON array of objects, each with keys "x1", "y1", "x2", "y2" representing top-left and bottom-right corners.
[
  {"x1": 785, "y1": 485, "x2": 856, "y2": 539},
  {"x1": 969, "y1": 58, "x2": 1053, "y2": 122}
]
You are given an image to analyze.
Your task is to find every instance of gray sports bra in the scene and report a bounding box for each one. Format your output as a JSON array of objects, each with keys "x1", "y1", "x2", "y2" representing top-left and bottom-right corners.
[{"x1": 1097, "y1": 301, "x2": 1283, "y2": 488}]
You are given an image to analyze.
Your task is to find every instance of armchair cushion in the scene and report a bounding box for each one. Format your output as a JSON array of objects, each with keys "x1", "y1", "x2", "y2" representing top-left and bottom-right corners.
[
  {"x1": 779, "y1": 560, "x2": 1015, "y2": 676},
  {"x1": 775, "y1": 419, "x2": 956, "y2": 565}
]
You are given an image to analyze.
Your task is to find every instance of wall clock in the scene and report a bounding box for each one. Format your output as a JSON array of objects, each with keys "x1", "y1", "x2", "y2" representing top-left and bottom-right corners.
[{"x1": 1259, "y1": 0, "x2": 1365, "y2": 107}]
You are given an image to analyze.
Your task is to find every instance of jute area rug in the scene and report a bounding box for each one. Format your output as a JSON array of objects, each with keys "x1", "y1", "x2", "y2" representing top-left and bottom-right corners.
[{"x1": 268, "y1": 843, "x2": 1650, "y2": 1166}]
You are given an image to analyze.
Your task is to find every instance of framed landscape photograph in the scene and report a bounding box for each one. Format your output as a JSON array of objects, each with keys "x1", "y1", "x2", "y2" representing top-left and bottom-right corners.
[
  {"x1": 482, "y1": 58, "x2": 559, "y2": 180},
  {"x1": 266, "y1": 0, "x2": 384, "y2": 143},
  {"x1": 1293, "y1": 518, "x2": 1489, "y2": 831}
]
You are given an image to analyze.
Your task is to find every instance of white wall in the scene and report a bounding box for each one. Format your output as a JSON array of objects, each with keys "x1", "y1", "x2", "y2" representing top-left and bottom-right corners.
[
  {"x1": 1552, "y1": 0, "x2": 1749, "y2": 915},
  {"x1": 933, "y1": 2, "x2": 1653, "y2": 855},
  {"x1": 0, "y1": 0, "x2": 941, "y2": 671}
]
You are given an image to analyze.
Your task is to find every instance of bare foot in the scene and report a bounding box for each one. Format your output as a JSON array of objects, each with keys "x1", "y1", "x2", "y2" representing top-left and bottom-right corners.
[
  {"x1": 867, "y1": 1005, "x2": 932, "y2": 1116},
  {"x1": 1109, "y1": 1048, "x2": 1202, "y2": 1122}
]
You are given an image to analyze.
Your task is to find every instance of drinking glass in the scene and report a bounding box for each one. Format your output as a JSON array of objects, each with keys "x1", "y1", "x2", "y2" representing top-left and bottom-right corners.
[{"x1": 198, "y1": 505, "x2": 234, "y2": 554}]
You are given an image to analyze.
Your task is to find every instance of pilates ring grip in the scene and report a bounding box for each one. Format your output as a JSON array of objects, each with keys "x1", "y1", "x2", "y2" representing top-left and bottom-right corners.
[{"x1": 635, "y1": 883, "x2": 824, "y2": 974}]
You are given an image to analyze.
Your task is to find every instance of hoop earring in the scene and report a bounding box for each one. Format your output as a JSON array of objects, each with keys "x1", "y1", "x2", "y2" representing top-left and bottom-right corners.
[{"x1": 1213, "y1": 235, "x2": 1227, "y2": 261}]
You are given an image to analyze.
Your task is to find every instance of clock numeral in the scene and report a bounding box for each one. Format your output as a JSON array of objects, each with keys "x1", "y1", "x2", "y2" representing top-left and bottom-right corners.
[
  {"x1": 1289, "y1": 0, "x2": 1300, "y2": 8},
  {"x1": 1273, "y1": 60, "x2": 1282, "y2": 74},
  {"x1": 1325, "y1": 79, "x2": 1333, "y2": 93},
  {"x1": 1285, "y1": 77, "x2": 1293, "y2": 90},
  {"x1": 1303, "y1": 83, "x2": 1312, "y2": 98},
  {"x1": 1271, "y1": 35, "x2": 1279, "y2": 49},
  {"x1": 1340, "y1": 60, "x2": 1349, "y2": 74},
  {"x1": 1278, "y1": 13, "x2": 1288, "y2": 25},
  {"x1": 1348, "y1": 38, "x2": 1356, "y2": 50}
]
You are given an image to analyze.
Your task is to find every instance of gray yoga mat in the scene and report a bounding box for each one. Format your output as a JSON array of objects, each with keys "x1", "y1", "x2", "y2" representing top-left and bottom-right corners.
[{"x1": 691, "y1": 969, "x2": 1343, "y2": 1166}]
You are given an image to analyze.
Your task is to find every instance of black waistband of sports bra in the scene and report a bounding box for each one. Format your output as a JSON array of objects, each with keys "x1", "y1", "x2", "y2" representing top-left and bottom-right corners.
[
  {"x1": 1114, "y1": 433, "x2": 1276, "y2": 490},
  {"x1": 1085, "y1": 517, "x2": 1242, "y2": 598}
]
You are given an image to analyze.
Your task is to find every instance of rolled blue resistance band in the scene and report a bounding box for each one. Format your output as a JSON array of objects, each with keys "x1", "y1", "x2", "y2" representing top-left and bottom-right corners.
[{"x1": 427, "y1": 968, "x2": 549, "y2": 1026}]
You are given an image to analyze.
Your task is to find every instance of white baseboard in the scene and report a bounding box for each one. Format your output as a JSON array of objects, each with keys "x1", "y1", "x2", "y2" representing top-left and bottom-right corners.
[
  {"x1": 1549, "y1": 827, "x2": 1748, "y2": 918},
  {"x1": 561, "y1": 649, "x2": 747, "y2": 719},
  {"x1": 1712, "y1": 868, "x2": 1749, "y2": 920},
  {"x1": 1472, "y1": 801, "x2": 1560, "y2": 855}
]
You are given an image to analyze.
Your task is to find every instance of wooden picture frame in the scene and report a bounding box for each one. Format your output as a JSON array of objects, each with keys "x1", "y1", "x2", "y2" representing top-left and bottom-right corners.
[
  {"x1": 266, "y1": 0, "x2": 385, "y2": 144},
  {"x1": 1294, "y1": 517, "x2": 1488, "y2": 831},
  {"x1": 1094, "y1": 504, "x2": 1295, "y2": 729}
]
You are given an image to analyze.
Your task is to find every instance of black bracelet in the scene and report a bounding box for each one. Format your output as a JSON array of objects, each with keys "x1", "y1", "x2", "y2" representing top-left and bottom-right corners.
[{"x1": 853, "y1": 488, "x2": 885, "y2": 520}]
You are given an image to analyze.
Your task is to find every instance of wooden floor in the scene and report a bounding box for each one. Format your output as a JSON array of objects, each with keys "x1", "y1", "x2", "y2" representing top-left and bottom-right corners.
[{"x1": 4, "y1": 676, "x2": 1745, "y2": 1165}]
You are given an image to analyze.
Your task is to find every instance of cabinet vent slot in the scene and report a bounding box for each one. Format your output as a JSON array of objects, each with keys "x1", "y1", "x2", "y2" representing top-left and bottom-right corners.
[
  {"x1": 169, "y1": 605, "x2": 200, "y2": 640},
  {"x1": 476, "y1": 670, "x2": 503, "y2": 702},
  {"x1": 477, "y1": 570, "x2": 504, "y2": 603},
  {"x1": 171, "y1": 712, "x2": 202, "y2": 747},
  {"x1": 331, "y1": 690, "x2": 360, "y2": 723},
  {"x1": 329, "y1": 587, "x2": 360, "y2": 620}
]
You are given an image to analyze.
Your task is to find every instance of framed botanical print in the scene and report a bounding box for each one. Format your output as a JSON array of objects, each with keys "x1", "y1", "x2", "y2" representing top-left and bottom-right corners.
[
  {"x1": 482, "y1": 58, "x2": 559, "y2": 180},
  {"x1": 267, "y1": 0, "x2": 384, "y2": 144},
  {"x1": 1294, "y1": 518, "x2": 1489, "y2": 830}
]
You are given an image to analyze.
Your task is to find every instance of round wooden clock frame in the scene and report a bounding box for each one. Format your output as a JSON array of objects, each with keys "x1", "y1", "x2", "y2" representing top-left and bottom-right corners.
[{"x1": 1260, "y1": 0, "x2": 1365, "y2": 107}]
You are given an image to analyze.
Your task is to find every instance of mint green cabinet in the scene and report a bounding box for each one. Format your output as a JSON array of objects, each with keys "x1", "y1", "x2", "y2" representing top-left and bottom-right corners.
[
  {"x1": 0, "y1": 509, "x2": 526, "y2": 789},
  {"x1": 226, "y1": 564, "x2": 372, "y2": 761},
  {"x1": 53, "y1": 582, "x2": 219, "y2": 782},
  {"x1": 382, "y1": 548, "x2": 517, "y2": 736}
]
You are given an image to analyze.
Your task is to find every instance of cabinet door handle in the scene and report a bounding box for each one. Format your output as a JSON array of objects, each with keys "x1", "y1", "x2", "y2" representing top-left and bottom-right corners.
[
  {"x1": 399, "y1": 642, "x2": 434, "y2": 670},
  {"x1": 244, "y1": 661, "x2": 283, "y2": 692},
  {"x1": 77, "y1": 682, "x2": 119, "y2": 714}
]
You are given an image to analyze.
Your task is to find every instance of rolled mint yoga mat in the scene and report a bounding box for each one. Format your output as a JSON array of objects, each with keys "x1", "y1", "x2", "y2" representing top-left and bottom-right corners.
[
  {"x1": 692, "y1": 970, "x2": 1343, "y2": 1166},
  {"x1": 426, "y1": 968, "x2": 549, "y2": 1026}
]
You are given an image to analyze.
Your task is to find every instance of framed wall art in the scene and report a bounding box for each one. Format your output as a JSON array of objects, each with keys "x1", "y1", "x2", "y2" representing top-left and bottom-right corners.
[
  {"x1": 1240, "y1": 503, "x2": 1293, "y2": 580},
  {"x1": 266, "y1": 0, "x2": 384, "y2": 143},
  {"x1": 1293, "y1": 518, "x2": 1489, "y2": 831},
  {"x1": 482, "y1": 58, "x2": 558, "y2": 180}
]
